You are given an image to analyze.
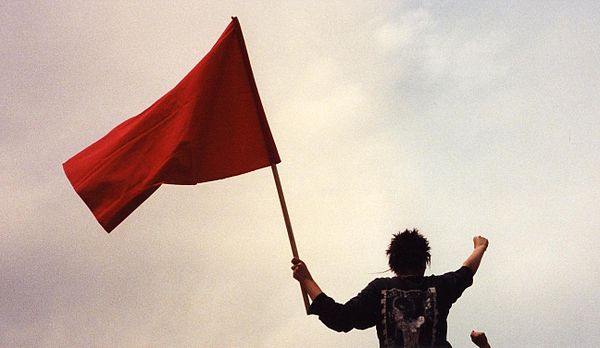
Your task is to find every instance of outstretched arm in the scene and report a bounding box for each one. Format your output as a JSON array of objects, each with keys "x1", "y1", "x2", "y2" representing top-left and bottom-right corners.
[
  {"x1": 291, "y1": 258, "x2": 323, "y2": 300},
  {"x1": 462, "y1": 236, "x2": 489, "y2": 275}
]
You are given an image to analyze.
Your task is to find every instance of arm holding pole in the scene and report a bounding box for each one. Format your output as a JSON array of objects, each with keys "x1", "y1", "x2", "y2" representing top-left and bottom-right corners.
[{"x1": 291, "y1": 257, "x2": 323, "y2": 300}]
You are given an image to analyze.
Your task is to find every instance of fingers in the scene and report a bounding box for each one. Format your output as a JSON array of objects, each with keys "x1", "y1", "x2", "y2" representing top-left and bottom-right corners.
[
  {"x1": 473, "y1": 235, "x2": 489, "y2": 249},
  {"x1": 470, "y1": 330, "x2": 488, "y2": 343},
  {"x1": 291, "y1": 258, "x2": 302, "y2": 270},
  {"x1": 291, "y1": 258, "x2": 304, "y2": 272},
  {"x1": 291, "y1": 258, "x2": 310, "y2": 282}
]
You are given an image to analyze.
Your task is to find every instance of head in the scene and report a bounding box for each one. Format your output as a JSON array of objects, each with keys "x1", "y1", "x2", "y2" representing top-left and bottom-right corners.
[{"x1": 386, "y1": 229, "x2": 431, "y2": 276}]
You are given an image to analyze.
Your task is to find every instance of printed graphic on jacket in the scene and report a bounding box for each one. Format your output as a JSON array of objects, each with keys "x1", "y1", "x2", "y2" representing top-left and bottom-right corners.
[{"x1": 381, "y1": 287, "x2": 438, "y2": 348}]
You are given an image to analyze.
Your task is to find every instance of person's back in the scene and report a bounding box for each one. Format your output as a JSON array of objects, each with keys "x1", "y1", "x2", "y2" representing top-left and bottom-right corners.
[
  {"x1": 375, "y1": 269, "x2": 473, "y2": 346},
  {"x1": 292, "y1": 229, "x2": 489, "y2": 347}
]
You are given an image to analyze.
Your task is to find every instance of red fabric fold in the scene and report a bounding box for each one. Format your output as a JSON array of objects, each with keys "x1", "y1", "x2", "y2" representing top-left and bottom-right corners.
[{"x1": 63, "y1": 18, "x2": 280, "y2": 232}]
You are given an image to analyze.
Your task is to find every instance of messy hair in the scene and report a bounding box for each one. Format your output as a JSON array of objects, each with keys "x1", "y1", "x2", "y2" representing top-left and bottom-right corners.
[{"x1": 386, "y1": 228, "x2": 431, "y2": 275}]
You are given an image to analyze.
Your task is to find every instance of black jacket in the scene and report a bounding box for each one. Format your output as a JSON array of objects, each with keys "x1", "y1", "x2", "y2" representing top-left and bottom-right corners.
[{"x1": 308, "y1": 266, "x2": 474, "y2": 347}]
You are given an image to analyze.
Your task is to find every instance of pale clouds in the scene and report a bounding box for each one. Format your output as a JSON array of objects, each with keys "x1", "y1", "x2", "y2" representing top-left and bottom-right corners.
[
  {"x1": 3, "y1": 1, "x2": 600, "y2": 347},
  {"x1": 375, "y1": 7, "x2": 434, "y2": 50}
]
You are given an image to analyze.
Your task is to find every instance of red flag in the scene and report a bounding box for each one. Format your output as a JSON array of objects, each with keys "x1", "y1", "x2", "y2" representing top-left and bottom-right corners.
[{"x1": 63, "y1": 17, "x2": 280, "y2": 233}]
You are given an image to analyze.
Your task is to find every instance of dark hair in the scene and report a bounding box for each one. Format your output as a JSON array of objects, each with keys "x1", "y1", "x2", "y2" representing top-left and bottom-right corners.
[{"x1": 386, "y1": 228, "x2": 431, "y2": 275}]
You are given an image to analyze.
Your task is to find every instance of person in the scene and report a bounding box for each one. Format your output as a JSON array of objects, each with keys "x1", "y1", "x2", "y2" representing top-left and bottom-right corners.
[
  {"x1": 291, "y1": 229, "x2": 489, "y2": 347},
  {"x1": 470, "y1": 330, "x2": 491, "y2": 348}
]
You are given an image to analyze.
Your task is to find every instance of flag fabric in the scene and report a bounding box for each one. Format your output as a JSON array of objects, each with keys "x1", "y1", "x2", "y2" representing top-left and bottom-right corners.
[{"x1": 63, "y1": 17, "x2": 280, "y2": 233}]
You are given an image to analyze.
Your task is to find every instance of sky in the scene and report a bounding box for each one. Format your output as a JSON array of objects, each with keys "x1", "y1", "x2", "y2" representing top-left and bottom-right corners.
[{"x1": 2, "y1": 1, "x2": 600, "y2": 347}]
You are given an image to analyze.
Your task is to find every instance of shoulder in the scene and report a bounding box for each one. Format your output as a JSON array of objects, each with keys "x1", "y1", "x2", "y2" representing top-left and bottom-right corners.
[
  {"x1": 426, "y1": 267, "x2": 474, "y2": 301},
  {"x1": 428, "y1": 266, "x2": 473, "y2": 281}
]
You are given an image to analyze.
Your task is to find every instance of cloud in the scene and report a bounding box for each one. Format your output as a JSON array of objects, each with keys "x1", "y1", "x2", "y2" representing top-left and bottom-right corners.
[
  {"x1": 375, "y1": 8, "x2": 434, "y2": 50},
  {"x1": 3, "y1": 1, "x2": 600, "y2": 347}
]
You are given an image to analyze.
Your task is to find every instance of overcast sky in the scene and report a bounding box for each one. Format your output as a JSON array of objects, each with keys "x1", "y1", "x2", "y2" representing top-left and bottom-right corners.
[{"x1": 2, "y1": 1, "x2": 600, "y2": 347}]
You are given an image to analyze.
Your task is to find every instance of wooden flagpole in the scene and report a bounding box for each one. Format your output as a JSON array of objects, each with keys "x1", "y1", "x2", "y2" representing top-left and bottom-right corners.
[
  {"x1": 271, "y1": 164, "x2": 311, "y2": 314},
  {"x1": 231, "y1": 17, "x2": 310, "y2": 313}
]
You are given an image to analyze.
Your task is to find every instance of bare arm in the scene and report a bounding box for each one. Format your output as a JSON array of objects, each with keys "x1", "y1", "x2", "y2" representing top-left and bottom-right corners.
[
  {"x1": 291, "y1": 258, "x2": 323, "y2": 300},
  {"x1": 462, "y1": 236, "x2": 489, "y2": 275}
]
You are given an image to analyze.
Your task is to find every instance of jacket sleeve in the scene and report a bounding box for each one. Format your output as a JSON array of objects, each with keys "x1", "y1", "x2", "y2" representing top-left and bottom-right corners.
[
  {"x1": 437, "y1": 266, "x2": 474, "y2": 304},
  {"x1": 308, "y1": 279, "x2": 381, "y2": 332}
]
